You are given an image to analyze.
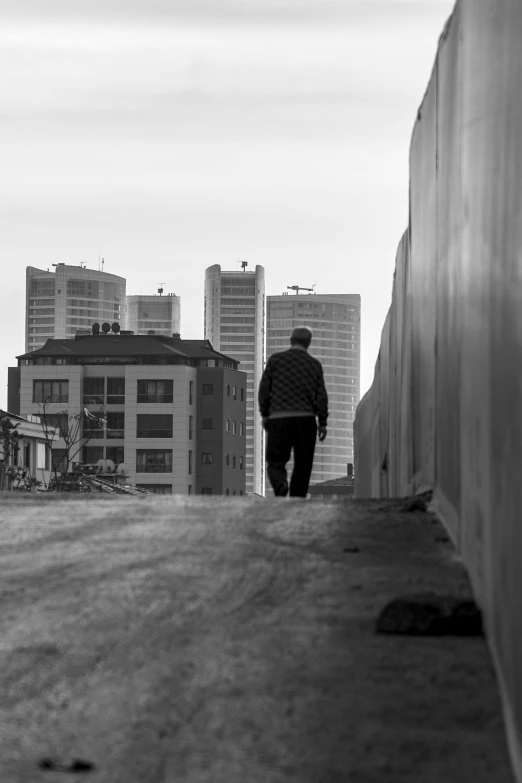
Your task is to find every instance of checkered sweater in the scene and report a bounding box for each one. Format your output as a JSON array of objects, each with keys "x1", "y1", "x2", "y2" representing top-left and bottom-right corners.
[{"x1": 258, "y1": 348, "x2": 328, "y2": 426}]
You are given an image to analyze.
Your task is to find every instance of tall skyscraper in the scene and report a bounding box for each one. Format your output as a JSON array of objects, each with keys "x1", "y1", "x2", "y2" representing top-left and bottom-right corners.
[
  {"x1": 266, "y1": 292, "x2": 360, "y2": 483},
  {"x1": 204, "y1": 264, "x2": 265, "y2": 495},
  {"x1": 126, "y1": 294, "x2": 181, "y2": 337},
  {"x1": 25, "y1": 264, "x2": 126, "y2": 352}
]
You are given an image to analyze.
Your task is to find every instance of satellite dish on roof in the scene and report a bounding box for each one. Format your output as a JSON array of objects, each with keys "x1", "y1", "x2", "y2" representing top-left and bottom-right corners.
[
  {"x1": 101, "y1": 322, "x2": 111, "y2": 334},
  {"x1": 116, "y1": 463, "x2": 128, "y2": 476},
  {"x1": 112, "y1": 322, "x2": 120, "y2": 333},
  {"x1": 105, "y1": 459, "x2": 115, "y2": 473},
  {"x1": 92, "y1": 323, "x2": 100, "y2": 335},
  {"x1": 96, "y1": 458, "x2": 107, "y2": 473}
]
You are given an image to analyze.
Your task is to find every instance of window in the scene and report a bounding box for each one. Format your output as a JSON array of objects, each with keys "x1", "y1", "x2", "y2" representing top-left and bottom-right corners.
[
  {"x1": 106, "y1": 446, "x2": 124, "y2": 464},
  {"x1": 201, "y1": 453, "x2": 213, "y2": 465},
  {"x1": 232, "y1": 455, "x2": 236, "y2": 469},
  {"x1": 40, "y1": 413, "x2": 68, "y2": 439},
  {"x1": 225, "y1": 453, "x2": 230, "y2": 466},
  {"x1": 137, "y1": 380, "x2": 173, "y2": 404},
  {"x1": 240, "y1": 422, "x2": 244, "y2": 437},
  {"x1": 201, "y1": 487, "x2": 213, "y2": 495},
  {"x1": 136, "y1": 449, "x2": 173, "y2": 473},
  {"x1": 202, "y1": 418, "x2": 213, "y2": 431},
  {"x1": 226, "y1": 384, "x2": 231, "y2": 397},
  {"x1": 225, "y1": 419, "x2": 231, "y2": 432},
  {"x1": 202, "y1": 383, "x2": 213, "y2": 395},
  {"x1": 189, "y1": 380, "x2": 194, "y2": 404},
  {"x1": 137, "y1": 414, "x2": 172, "y2": 438},
  {"x1": 30, "y1": 279, "x2": 55, "y2": 297},
  {"x1": 84, "y1": 411, "x2": 106, "y2": 439},
  {"x1": 23, "y1": 442, "x2": 31, "y2": 469},
  {"x1": 188, "y1": 450, "x2": 193, "y2": 475},
  {"x1": 33, "y1": 380, "x2": 69, "y2": 404},
  {"x1": 51, "y1": 448, "x2": 68, "y2": 473},
  {"x1": 83, "y1": 446, "x2": 104, "y2": 464},
  {"x1": 189, "y1": 415, "x2": 193, "y2": 440},
  {"x1": 83, "y1": 377, "x2": 105, "y2": 404},
  {"x1": 232, "y1": 421, "x2": 237, "y2": 435},
  {"x1": 233, "y1": 386, "x2": 237, "y2": 400},
  {"x1": 239, "y1": 456, "x2": 244, "y2": 471},
  {"x1": 67, "y1": 279, "x2": 100, "y2": 297},
  {"x1": 37, "y1": 442, "x2": 50, "y2": 471},
  {"x1": 107, "y1": 412, "x2": 125, "y2": 439},
  {"x1": 241, "y1": 388, "x2": 245, "y2": 402},
  {"x1": 107, "y1": 377, "x2": 125, "y2": 404}
]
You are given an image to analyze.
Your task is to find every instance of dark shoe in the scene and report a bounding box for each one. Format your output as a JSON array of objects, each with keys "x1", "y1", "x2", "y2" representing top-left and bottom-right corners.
[{"x1": 275, "y1": 481, "x2": 288, "y2": 497}]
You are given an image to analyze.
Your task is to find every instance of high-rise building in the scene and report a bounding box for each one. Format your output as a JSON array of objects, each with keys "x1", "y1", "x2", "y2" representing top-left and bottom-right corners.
[
  {"x1": 204, "y1": 264, "x2": 265, "y2": 495},
  {"x1": 25, "y1": 264, "x2": 126, "y2": 352},
  {"x1": 126, "y1": 294, "x2": 181, "y2": 337},
  {"x1": 266, "y1": 292, "x2": 360, "y2": 483},
  {"x1": 13, "y1": 332, "x2": 247, "y2": 496}
]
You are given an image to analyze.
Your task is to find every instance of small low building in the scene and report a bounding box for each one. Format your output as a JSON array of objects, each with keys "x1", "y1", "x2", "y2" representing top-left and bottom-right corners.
[
  {"x1": 0, "y1": 410, "x2": 56, "y2": 490},
  {"x1": 308, "y1": 464, "x2": 355, "y2": 500}
]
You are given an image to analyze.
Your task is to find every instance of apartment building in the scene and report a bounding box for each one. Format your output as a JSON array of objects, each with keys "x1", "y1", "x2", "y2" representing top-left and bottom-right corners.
[{"x1": 13, "y1": 331, "x2": 247, "y2": 496}]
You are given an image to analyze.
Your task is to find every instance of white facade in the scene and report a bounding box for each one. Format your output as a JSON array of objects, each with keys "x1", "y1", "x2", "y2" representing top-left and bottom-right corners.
[
  {"x1": 0, "y1": 412, "x2": 56, "y2": 490},
  {"x1": 266, "y1": 293, "x2": 361, "y2": 483},
  {"x1": 126, "y1": 294, "x2": 181, "y2": 337},
  {"x1": 25, "y1": 264, "x2": 126, "y2": 352},
  {"x1": 204, "y1": 265, "x2": 265, "y2": 496},
  {"x1": 18, "y1": 363, "x2": 197, "y2": 492}
]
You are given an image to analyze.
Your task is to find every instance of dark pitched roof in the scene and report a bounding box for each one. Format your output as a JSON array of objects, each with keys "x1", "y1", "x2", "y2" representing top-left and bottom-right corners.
[
  {"x1": 0, "y1": 409, "x2": 27, "y2": 422},
  {"x1": 17, "y1": 335, "x2": 240, "y2": 365}
]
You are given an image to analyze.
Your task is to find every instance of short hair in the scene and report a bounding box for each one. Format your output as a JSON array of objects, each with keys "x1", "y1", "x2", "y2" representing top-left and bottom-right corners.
[{"x1": 290, "y1": 326, "x2": 312, "y2": 348}]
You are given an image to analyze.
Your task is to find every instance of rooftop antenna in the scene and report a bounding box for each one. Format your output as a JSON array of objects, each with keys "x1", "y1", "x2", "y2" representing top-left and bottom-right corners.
[
  {"x1": 238, "y1": 261, "x2": 248, "y2": 271},
  {"x1": 158, "y1": 283, "x2": 164, "y2": 295},
  {"x1": 287, "y1": 285, "x2": 313, "y2": 295}
]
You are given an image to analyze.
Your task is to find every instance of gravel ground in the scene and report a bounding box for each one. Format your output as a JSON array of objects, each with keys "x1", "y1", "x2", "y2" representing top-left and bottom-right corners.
[{"x1": 0, "y1": 494, "x2": 514, "y2": 782}]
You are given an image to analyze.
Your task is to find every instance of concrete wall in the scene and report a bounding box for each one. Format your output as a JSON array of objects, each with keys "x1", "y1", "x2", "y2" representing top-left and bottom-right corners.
[{"x1": 353, "y1": 3, "x2": 522, "y2": 780}]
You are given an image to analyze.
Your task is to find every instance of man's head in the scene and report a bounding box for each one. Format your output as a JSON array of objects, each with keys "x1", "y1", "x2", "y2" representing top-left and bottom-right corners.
[{"x1": 290, "y1": 326, "x2": 312, "y2": 349}]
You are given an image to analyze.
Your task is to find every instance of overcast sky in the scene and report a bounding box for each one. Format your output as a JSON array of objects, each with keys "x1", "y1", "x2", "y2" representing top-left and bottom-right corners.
[{"x1": 1, "y1": 0, "x2": 455, "y2": 408}]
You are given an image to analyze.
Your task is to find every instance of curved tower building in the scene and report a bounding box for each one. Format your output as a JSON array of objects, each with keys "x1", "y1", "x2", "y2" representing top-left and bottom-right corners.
[
  {"x1": 266, "y1": 292, "x2": 360, "y2": 482},
  {"x1": 26, "y1": 264, "x2": 126, "y2": 352}
]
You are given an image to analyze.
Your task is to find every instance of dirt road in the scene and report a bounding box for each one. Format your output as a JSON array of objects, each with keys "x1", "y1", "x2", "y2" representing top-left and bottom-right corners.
[{"x1": 0, "y1": 495, "x2": 514, "y2": 782}]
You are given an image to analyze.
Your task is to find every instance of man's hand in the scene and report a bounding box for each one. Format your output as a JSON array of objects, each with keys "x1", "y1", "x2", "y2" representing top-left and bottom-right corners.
[
  {"x1": 262, "y1": 416, "x2": 270, "y2": 431},
  {"x1": 318, "y1": 426, "x2": 327, "y2": 442}
]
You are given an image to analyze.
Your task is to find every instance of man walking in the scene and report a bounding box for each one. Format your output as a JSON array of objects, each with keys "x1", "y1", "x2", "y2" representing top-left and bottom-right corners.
[{"x1": 258, "y1": 326, "x2": 328, "y2": 498}]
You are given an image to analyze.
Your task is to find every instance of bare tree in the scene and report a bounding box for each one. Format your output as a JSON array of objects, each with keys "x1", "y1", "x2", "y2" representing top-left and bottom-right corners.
[{"x1": 37, "y1": 403, "x2": 106, "y2": 491}]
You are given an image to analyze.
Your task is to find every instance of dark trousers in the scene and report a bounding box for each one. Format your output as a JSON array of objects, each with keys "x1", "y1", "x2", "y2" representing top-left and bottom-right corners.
[{"x1": 266, "y1": 416, "x2": 317, "y2": 498}]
